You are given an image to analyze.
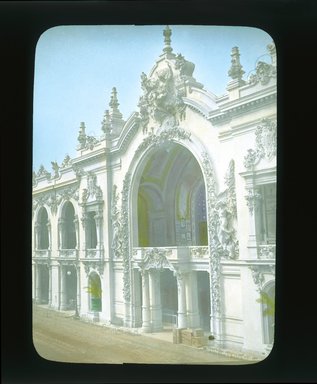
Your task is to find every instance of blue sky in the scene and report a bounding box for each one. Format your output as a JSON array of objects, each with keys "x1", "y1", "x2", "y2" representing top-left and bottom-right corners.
[{"x1": 33, "y1": 25, "x2": 273, "y2": 171}]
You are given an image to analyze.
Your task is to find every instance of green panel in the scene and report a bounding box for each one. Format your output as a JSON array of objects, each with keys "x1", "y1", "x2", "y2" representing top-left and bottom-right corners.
[{"x1": 199, "y1": 221, "x2": 208, "y2": 245}]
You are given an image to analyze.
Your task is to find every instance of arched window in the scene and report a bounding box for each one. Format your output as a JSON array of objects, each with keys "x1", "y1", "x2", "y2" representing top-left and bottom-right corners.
[
  {"x1": 88, "y1": 272, "x2": 102, "y2": 312},
  {"x1": 86, "y1": 211, "x2": 97, "y2": 249},
  {"x1": 63, "y1": 202, "x2": 76, "y2": 249},
  {"x1": 38, "y1": 207, "x2": 49, "y2": 249},
  {"x1": 260, "y1": 283, "x2": 275, "y2": 345}
]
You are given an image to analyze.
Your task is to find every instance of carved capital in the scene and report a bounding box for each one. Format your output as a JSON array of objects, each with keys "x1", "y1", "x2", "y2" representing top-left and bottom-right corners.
[{"x1": 245, "y1": 188, "x2": 262, "y2": 215}]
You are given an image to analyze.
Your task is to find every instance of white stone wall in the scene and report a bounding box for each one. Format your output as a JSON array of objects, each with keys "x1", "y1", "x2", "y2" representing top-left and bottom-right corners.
[{"x1": 32, "y1": 37, "x2": 276, "y2": 357}]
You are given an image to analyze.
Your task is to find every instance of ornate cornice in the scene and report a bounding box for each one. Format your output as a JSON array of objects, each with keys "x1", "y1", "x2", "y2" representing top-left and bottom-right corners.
[{"x1": 209, "y1": 93, "x2": 276, "y2": 124}]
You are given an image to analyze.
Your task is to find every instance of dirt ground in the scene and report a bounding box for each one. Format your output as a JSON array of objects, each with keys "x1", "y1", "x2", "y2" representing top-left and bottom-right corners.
[{"x1": 32, "y1": 305, "x2": 251, "y2": 365}]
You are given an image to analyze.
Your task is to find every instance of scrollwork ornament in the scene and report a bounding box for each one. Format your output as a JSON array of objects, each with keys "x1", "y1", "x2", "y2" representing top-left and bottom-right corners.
[
  {"x1": 111, "y1": 185, "x2": 122, "y2": 259},
  {"x1": 141, "y1": 248, "x2": 172, "y2": 270},
  {"x1": 255, "y1": 118, "x2": 277, "y2": 161},
  {"x1": 245, "y1": 189, "x2": 262, "y2": 215},
  {"x1": 200, "y1": 151, "x2": 221, "y2": 315},
  {"x1": 135, "y1": 126, "x2": 191, "y2": 158},
  {"x1": 250, "y1": 266, "x2": 265, "y2": 292},
  {"x1": 121, "y1": 173, "x2": 132, "y2": 302},
  {"x1": 244, "y1": 149, "x2": 258, "y2": 169}
]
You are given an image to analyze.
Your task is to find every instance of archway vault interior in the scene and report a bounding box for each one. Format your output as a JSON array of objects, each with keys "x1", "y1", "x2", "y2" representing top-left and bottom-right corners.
[{"x1": 134, "y1": 142, "x2": 207, "y2": 247}]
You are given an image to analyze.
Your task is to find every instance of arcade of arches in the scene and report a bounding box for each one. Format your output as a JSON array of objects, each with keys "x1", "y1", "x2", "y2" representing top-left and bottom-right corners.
[{"x1": 32, "y1": 26, "x2": 276, "y2": 357}]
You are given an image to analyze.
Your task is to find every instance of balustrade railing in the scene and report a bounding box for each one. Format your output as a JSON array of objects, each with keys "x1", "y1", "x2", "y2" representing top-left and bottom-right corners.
[
  {"x1": 133, "y1": 246, "x2": 210, "y2": 261},
  {"x1": 58, "y1": 249, "x2": 77, "y2": 258},
  {"x1": 257, "y1": 244, "x2": 275, "y2": 259},
  {"x1": 189, "y1": 246, "x2": 209, "y2": 259},
  {"x1": 34, "y1": 249, "x2": 50, "y2": 258},
  {"x1": 85, "y1": 249, "x2": 103, "y2": 259}
]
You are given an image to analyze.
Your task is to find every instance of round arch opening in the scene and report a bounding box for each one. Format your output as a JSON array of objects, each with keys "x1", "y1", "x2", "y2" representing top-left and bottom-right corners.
[
  {"x1": 61, "y1": 201, "x2": 76, "y2": 249},
  {"x1": 132, "y1": 142, "x2": 208, "y2": 247},
  {"x1": 37, "y1": 207, "x2": 49, "y2": 250}
]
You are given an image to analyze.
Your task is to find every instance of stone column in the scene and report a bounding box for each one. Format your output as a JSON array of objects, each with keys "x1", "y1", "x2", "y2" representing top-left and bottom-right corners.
[
  {"x1": 246, "y1": 187, "x2": 262, "y2": 258},
  {"x1": 176, "y1": 271, "x2": 187, "y2": 329},
  {"x1": 58, "y1": 218, "x2": 65, "y2": 249},
  {"x1": 94, "y1": 212, "x2": 103, "y2": 251},
  {"x1": 185, "y1": 271, "x2": 200, "y2": 329},
  {"x1": 75, "y1": 265, "x2": 80, "y2": 316},
  {"x1": 149, "y1": 270, "x2": 162, "y2": 332},
  {"x1": 34, "y1": 222, "x2": 40, "y2": 250},
  {"x1": 141, "y1": 270, "x2": 151, "y2": 332},
  {"x1": 46, "y1": 222, "x2": 52, "y2": 250},
  {"x1": 73, "y1": 215, "x2": 79, "y2": 250},
  {"x1": 80, "y1": 213, "x2": 88, "y2": 250},
  {"x1": 48, "y1": 265, "x2": 52, "y2": 306},
  {"x1": 35, "y1": 263, "x2": 41, "y2": 303},
  {"x1": 60, "y1": 266, "x2": 67, "y2": 310}
]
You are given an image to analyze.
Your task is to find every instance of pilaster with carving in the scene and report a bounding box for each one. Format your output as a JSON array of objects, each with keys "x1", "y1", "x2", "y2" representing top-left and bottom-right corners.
[
  {"x1": 121, "y1": 172, "x2": 132, "y2": 302},
  {"x1": 213, "y1": 160, "x2": 239, "y2": 260},
  {"x1": 111, "y1": 185, "x2": 122, "y2": 259},
  {"x1": 200, "y1": 152, "x2": 222, "y2": 318}
]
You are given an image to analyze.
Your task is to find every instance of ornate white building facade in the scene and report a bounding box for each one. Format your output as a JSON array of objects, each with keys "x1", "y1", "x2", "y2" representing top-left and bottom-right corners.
[{"x1": 32, "y1": 27, "x2": 276, "y2": 357}]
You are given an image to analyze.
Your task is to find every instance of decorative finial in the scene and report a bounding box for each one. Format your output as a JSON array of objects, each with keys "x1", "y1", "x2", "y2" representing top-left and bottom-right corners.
[
  {"x1": 228, "y1": 47, "x2": 245, "y2": 81},
  {"x1": 109, "y1": 87, "x2": 119, "y2": 112},
  {"x1": 163, "y1": 25, "x2": 173, "y2": 54},
  {"x1": 77, "y1": 122, "x2": 87, "y2": 149}
]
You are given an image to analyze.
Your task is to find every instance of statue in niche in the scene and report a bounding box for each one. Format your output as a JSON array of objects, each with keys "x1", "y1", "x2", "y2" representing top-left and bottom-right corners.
[{"x1": 216, "y1": 204, "x2": 237, "y2": 259}]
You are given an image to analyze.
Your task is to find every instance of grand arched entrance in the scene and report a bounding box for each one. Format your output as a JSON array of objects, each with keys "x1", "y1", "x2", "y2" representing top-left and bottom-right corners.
[
  {"x1": 133, "y1": 142, "x2": 207, "y2": 247},
  {"x1": 131, "y1": 142, "x2": 210, "y2": 333}
]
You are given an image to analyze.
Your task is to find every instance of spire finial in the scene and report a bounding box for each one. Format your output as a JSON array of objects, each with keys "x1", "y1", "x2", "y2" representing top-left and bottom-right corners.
[
  {"x1": 228, "y1": 46, "x2": 245, "y2": 81},
  {"x1": 109, "y1": 87, "x2": 119, "y2": 111},
  {"x1": 163, "y1": 25, "x2": 173, "y2": 54}
]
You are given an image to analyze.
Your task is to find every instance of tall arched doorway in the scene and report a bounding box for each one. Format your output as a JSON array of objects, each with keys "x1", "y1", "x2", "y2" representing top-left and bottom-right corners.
[{"x1": 133, "y1": 142, "x2": 207, "y2": 247}]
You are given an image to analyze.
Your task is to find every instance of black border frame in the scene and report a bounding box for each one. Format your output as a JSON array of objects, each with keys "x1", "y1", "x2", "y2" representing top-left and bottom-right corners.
[{"x1": 2, "y1": 1, "x2": 317, "y2": 382}]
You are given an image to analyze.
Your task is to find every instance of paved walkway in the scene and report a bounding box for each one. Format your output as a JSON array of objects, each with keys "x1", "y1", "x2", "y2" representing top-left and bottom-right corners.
[{"x1": 33, "y1": 305, "x2": 254, "y2": 365}]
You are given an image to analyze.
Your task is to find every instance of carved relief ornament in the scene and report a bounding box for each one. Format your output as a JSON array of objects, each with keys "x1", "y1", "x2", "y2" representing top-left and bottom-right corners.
[
  {"x1": 138, "y1": 63, "x2": 186, "y2": 133},
  {"x1": 243, "y1": 118, "x2": 277, "y2": 170},
  {"x1": 81, "y1": 172, "x2": 103, "y2": 204},
  {"x1": 139, "y1": 248, "x2": 173, "y2": 271}
]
